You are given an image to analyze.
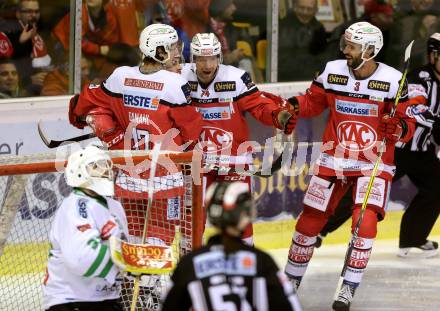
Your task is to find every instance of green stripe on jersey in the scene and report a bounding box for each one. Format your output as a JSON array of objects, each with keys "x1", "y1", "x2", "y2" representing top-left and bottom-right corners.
[
  {"x1": 83, "y1": 244, "x2": 108, "y2": 277},
  {"x1": 98, "y1": 257, "x2": 114, "y2": 278}
]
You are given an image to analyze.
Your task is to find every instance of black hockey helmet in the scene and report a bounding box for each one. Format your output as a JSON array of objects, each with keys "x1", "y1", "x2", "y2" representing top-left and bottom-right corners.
[
  {"x1": 205, "y1": 181, "x2": 255, "y2": 231},
  {"x1": 427, "y1": 33, "x2": 440, "y2": 56}
]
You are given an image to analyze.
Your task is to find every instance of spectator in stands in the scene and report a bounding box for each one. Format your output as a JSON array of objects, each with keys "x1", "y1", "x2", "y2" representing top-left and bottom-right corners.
[
  {"x1": 327, "y1": 0, "x2": 394, "y2": 63},
  {"x1": 208, "y1": 0, "x2": 245, "y2": 65},
  {"x1": 278, "y1": 0, "x2": 327, "y2": 81},
  {"x1": 388, "y1": 0, "x2": 440, "y2": 69},
  {"x1": 0, "y1": 59, "x2": 26, "y2": 98},
  {"x1": 0, "y1": 31, "x2": 14, "y2": 58},
  {"x1": 0, "y1": 0, "x2": 52, "y2": 95},
  {"x1": 208, "y1": 0, "x2": 264, "y2": 81},
  {"x1": 169, "y1": 0, "x2": 209, "y2": 39},
  {"x1": 52, "y1": 0, "x2": 122, "y2": 80},
  {"x1": 41, "y1": 56, "x2": 93, "y2": 96}
]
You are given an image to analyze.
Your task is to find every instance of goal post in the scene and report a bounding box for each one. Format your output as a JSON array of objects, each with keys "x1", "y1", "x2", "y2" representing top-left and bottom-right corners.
[{"x1": 0, "y1": 150, "x2": 204, "y2": 311}]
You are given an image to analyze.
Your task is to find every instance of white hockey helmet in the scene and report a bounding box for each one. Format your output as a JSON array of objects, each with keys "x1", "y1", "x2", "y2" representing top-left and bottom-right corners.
[
  {"x1": 343, "y1": 22, "x2": 383, "y2": 67},
  {"x1": 65, "y1": 146, "x2": 114, "y2": 197},
  {"x1": 190, "y1": 33, "x2": 223, "y2": 63},
  {"x1": 139, "y1": 23, "x2": 178, "y2": 64}
]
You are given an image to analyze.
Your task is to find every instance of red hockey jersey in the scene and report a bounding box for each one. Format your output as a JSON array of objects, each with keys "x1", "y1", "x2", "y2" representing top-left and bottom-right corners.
[
  {"x1": 297, "y1": 60, "x2": 416, "y2": 180},
  {"x1": 69, "y1": 66, "x2": 203, "y2": 198},
  {"x1": 181, "y1": 63, "x2": 280, "y2": 166}
]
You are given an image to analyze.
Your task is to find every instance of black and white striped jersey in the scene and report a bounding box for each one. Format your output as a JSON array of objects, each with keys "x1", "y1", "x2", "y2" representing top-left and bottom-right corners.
[
  {"x1": 397, "y1": 65, "x2": 440, "y2": 152},
  {"x1": 162, "y1": 235, "x2": 301, "y2": 311}
]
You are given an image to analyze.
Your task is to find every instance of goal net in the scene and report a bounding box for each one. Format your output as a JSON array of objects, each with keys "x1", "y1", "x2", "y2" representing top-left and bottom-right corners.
[{"x1": 0, "y1": 150, "x2": 203, "y2": 311}]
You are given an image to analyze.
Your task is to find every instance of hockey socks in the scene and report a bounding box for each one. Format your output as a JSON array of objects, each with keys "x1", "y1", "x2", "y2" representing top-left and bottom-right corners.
[
  {"x1": 345, "y1": 236, "x2": 374, "y2": 284},
  {"x1": 285, "y1": 232, "x2": 316, "y2": 288}
]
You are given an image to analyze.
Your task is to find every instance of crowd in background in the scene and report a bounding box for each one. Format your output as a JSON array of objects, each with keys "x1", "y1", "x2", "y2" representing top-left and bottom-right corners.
[{"x1": 0, "y1": 0, "x2": 439, "y2": 99}]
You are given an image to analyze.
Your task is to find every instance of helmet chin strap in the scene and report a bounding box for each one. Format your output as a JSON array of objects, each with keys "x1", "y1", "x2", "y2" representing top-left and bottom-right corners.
[{"x1": 353, "y1": 49, "x2": 375, "y2": 71}]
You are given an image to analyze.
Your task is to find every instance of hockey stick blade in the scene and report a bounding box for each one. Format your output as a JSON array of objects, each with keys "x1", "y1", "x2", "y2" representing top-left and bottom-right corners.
[
  {"x1": 404, "y1": 40, "x2": 415, "y2": 63},
  {"x1": 38, "y1": 121, "x2": 96, "y2": 148}
]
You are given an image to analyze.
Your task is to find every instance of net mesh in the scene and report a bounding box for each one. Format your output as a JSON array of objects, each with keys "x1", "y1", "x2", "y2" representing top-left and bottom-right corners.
[{"x1": 0, "y1": 151, "x2": 202, "y2": 311}]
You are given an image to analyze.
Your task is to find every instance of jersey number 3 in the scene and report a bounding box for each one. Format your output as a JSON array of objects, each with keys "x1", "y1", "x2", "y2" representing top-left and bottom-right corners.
[{"x1": 354, "y1": 81, "x2": 360, "y2": 92}]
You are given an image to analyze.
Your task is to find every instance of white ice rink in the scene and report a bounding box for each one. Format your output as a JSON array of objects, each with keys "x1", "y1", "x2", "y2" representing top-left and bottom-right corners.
[
  {"x1": 269, "y1": 237, "x2": 440, "y2": 311},
  {"x1": 1, "y1": 237, "x2": 439, "y2": 310}
]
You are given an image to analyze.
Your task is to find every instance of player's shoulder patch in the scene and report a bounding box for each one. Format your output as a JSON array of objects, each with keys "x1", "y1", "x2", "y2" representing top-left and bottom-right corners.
[
  {"x1": 240, "y1": 71, "x2": 255, "y2": 90},
  {"x1": 181, "y1": 82, "x2": 192, "y2": 104}
]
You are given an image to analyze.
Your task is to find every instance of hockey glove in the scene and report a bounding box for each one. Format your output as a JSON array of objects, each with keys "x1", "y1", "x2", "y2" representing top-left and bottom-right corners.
[
  {"x1": 272, "y1": 106, "x2": 297, "y2": 135},
  {"x1": 109, "y1": 236, "x2": 175, "y2": 275},
  {"x1": 378, "y1": 114, "x2": 407, "y2": 143}
]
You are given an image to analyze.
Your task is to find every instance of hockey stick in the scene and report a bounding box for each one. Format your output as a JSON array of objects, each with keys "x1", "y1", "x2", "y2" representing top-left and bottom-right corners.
[
  {"x1": 37, "y1": 120, "x2": 96, "y2": 148},
  {"x1": 333, "y1": 40, "x2": 415, "y2": 302},
  {"x1": 130, "y1": 142, "x2": 162, "y2": 311}
]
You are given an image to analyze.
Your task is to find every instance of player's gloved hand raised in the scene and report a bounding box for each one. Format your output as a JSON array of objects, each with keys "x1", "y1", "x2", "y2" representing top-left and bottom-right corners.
[
  {"x1": 377, "y1": 114, "x2": 405, "y2": 143},
  {"x1": 272, "y1": 106, "x2": 297, "y2": 135},
  {"x1": 261, "y1": 91, "x2": 298, "y2": 135}
]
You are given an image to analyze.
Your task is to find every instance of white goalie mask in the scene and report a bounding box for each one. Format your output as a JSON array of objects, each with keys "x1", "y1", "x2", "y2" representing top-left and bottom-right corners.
[
  {"x1": 139, "y1": 23, "x2": 179, "y2": 64},
  {"x1": 190, "y1": 33, "x2": 223, "y2": 63},
  {"x1": 65, "y1": 146, "x2": 114, "y2": 197},
  {"x1": 341, "y1": 22, "x2": 383, "y2": 70}
]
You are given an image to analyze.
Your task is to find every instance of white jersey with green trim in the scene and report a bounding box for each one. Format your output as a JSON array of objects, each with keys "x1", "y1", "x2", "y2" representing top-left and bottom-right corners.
[{"x1": 43, "y1": 189, "x2": 128, "y2": 309}]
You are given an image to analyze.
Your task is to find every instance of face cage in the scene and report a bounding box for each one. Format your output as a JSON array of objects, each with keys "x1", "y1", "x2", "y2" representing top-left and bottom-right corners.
[{"x1": 85, "y1": 159, "x2": 114, "y2": 181}]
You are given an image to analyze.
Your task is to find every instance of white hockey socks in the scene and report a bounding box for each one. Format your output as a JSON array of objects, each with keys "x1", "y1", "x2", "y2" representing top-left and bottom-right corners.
[{"x1": 285, "y1": 232, "x2": 317, "y2": 287}]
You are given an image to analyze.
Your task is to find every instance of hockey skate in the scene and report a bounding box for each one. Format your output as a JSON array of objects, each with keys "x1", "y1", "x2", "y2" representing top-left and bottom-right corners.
[
  {"x1": 398, "y1": 240, "x2": 439, "y2": 258},
  {"x1": 287, "y1": 276, "x2": 302, "y2": 292},
  {"x1": 332, "y1": 282, "x2": 356, "y2": 311}
]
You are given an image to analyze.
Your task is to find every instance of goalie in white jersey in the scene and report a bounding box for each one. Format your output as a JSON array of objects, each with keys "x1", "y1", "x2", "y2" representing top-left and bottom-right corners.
[{"x1": 43, "y1": 146, "x2": 128, "y2": 311}]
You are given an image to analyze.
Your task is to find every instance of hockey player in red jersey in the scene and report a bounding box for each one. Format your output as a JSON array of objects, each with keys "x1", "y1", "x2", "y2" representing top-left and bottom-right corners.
[
  {"x1": 68, "y1": 23, "x2": 203, "y2": 310},
  {"x1": 269, "y1": 22, "x2": 417, "y2": 310},
  {"x1": 181, "y1": 33, "x2": 297, "y2": 245}
]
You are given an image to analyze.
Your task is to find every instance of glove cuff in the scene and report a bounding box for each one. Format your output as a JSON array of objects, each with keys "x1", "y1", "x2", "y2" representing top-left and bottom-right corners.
[{"x1": 287, "y1": 97, "x2": 299, "y2": 114}]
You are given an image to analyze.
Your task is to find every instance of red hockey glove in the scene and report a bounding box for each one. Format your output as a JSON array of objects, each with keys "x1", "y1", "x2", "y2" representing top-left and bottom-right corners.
[
  {"x1": 272, "y1": 106, "x2": 297, "y2": 135},
  {"x1": 87, "y1": 108, "x2": 125, "y2": 149},
  {"x1": 378, "y1": 114, "x2": 406, "y2": 143}
]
